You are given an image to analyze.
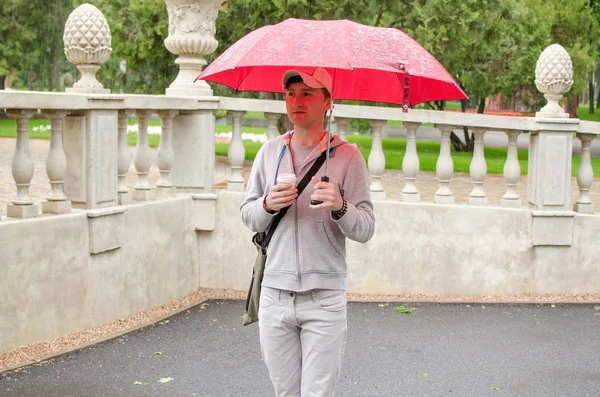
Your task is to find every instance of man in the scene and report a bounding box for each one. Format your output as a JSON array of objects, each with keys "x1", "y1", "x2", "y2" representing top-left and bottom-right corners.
[{"x1": 240, "y1": 67, "x2": 375, "y2": 397}]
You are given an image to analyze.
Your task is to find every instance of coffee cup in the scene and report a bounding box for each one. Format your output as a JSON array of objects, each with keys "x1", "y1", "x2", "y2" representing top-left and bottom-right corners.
[{"x1": 277, "y1": 173, "x2": 297, "y2": 187}]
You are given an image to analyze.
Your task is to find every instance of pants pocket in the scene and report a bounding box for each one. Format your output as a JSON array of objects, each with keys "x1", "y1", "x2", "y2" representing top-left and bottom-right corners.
[
  {"x1": 259, "y1": 287, "x2": 280, "y2": 309},
  {"x1": 316, "y1": 290, "x2": 346, "y2": 312}
]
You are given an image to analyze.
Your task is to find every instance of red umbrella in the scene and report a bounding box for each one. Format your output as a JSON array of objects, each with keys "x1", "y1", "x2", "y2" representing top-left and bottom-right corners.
[{"x1": 196, "y1": 18, "x2": 468, "y2": 108}]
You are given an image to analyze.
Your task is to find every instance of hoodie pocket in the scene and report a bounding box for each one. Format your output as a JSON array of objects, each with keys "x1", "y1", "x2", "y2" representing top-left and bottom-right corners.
[{"x1": 298, "y1": 220, "x2": 345, "y2": 273}]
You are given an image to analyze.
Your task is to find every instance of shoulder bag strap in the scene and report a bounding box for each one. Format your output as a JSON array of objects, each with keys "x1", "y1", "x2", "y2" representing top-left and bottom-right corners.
[{"x1": 261, "y1": 150, "x2": 327, "y2": 250}]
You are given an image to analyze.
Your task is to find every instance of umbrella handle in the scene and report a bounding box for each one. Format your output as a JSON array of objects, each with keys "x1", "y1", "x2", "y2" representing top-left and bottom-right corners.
[{"x1": 310, "y1": 175, "x2": 330, "y2": 206}]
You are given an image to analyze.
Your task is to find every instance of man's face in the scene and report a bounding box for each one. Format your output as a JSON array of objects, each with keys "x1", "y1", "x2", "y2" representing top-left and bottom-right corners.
[{"x1": 285, "y1": 82, "x2": 330, "y2": 130}]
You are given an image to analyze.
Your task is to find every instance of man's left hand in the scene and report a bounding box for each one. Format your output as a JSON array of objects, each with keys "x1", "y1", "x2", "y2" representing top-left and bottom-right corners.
[{"x1": 309, "y1": 176, "x2": 344, "y2": 211}]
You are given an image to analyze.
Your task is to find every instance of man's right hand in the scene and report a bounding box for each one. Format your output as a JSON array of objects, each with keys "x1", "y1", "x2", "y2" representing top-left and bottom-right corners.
[{"x1": 264, "y1": 183, "x2": 298, "y2": 212}]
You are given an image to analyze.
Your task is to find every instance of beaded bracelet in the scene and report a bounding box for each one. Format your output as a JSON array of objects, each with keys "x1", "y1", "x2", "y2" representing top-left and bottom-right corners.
[{"x1": 332, "y1": 198, "x2": 348, "y2": 219}]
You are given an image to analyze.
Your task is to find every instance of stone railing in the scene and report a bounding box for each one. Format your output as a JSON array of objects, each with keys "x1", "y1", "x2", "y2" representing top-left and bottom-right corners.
[
  {"x1": 0, "y1": 92, "x2": 598, "y2": 236},
  {"x1": 0, "y1": 91, "x2": 217, "y2": 215}
]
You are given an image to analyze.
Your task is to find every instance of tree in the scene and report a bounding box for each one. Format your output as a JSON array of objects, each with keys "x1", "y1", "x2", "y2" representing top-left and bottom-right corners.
[
  {"x1": 539, "y1": 0, "x2": 598, "y2": 117},
  {"x1": 0, "y1": 0, "x2": 80, "y2": 92},
  {"x1": 386, "y1": 0, "x2": 550, "y2": 150},
  {"x1": 92, "y1": 0, "x2": 176, "y2": 94}
]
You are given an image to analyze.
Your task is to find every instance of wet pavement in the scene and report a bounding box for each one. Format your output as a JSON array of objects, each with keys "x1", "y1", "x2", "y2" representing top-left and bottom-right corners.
[{"x1": 2, "y1": 300, "x2": 599, "y2": 397}]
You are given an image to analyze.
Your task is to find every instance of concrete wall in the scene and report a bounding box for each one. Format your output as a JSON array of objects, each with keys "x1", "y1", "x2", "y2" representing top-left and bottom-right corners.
[
  {"x1": 3, "y1": 192, "x2": 600, "y2": 352},
  {"x1": 0, "y1": 197, "x2": 200, "y2": 353},
  {"x1": 200, "y1": 192, "x2": 600, "y2": 296}
]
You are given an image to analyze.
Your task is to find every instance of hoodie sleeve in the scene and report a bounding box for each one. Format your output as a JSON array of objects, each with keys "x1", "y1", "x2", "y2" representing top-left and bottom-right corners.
[
  {"x1": 240, "y1": 144, "x2": 277, "y2": 233},
  {"x1": 332, "y1": 148, "x2": 375, "y2": 243}
]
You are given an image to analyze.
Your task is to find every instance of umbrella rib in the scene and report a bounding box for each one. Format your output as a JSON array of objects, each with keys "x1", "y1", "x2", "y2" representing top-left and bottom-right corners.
[
  {"x1": 395, "y1": 71, "x2": 409, "y2": 108},
  {"x1": 235, "y1": 66, "x2": 255, "y2": 92}
]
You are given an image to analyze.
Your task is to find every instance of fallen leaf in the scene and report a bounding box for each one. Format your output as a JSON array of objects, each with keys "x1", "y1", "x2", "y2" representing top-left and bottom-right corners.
[
  {"x1": 133, "y1": 381, "x2": 145, "y2": 385},
  {"x1": 126, "y1": 355, "x2": 131, "y2": 359},
  {"x1": 422, "y1": 373, "x2": 428, "y2": 378},
  {"x1": 551, "y1": 304, "x2": 556, "y2": 308},
  {"x1": 159, "y1": 320, "x2": 170, "y2": 325},
  {"x1": 395, "y1": 305, "x2": 416, "y2": 314},
  {"x1": 378, "y1": 303, "x2": 388, "y2": 307},
  {"x1": 491, "y1": 387, "x2": 500, "y2": 391},
  {"x1": 154, "y1": 352, "x2": 162, "y2": 356},
  {"x1": 157, "y1": 377, "x2": 175, "y2": 384}
]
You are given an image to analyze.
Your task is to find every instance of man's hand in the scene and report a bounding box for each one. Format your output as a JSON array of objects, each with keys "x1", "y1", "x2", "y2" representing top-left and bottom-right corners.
[
  {"x1": 309, "y1": 176, "x2": 344, "y2": 211},
  {"x1": 264, "y1": 183, "x2": 298, "y2": 212}
]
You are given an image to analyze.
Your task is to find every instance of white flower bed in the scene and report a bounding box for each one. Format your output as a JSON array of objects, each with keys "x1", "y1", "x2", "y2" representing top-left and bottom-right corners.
[{"x1": 32, "y1": 123, "x2": 268, "y2": 144}]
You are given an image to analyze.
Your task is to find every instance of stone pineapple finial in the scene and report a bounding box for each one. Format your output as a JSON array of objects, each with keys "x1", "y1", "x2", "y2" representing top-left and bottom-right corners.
[
  {"x1": 63, "y1": 3, "x2": 112, "y2": 93},
  {"x1": 535, "y1": 44, "x2": 573, "y2": 118}
]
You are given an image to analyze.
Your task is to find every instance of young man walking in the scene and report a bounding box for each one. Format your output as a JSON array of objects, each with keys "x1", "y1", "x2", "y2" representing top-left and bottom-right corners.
[{"x1": 240, "y1": 67, "x2": 375, "y2": 397}]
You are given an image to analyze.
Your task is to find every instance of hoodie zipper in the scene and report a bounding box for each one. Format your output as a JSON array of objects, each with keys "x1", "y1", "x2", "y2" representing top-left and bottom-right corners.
[{"x1": 288, "y1": 135, "x2": 338, "y2": 291}]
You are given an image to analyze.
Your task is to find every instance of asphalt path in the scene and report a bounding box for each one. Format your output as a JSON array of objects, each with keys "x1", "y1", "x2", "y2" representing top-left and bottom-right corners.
[{"x1": 2, "y1": 301, "x2": 600, "y2": 397}]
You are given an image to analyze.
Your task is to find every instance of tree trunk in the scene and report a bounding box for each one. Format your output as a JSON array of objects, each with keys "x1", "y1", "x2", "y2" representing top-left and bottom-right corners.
[
  {"x1": 477, "y1": 97, "x2": 486, "y2": 114},
  {"x1": 277, "y1": 114, "x2": 293, "y2": 135},
  {"x1": 0, "y1": 76, "x2": 6, "y2": 118},
  {"x1": 53, "y1": 52, "x2": 61, "y2": 92},
  {"x1": 449, "y1": 97, "x2": 474, "y2": 152},
  {"x1": 567, "y1": 95, "x2": 579, "y2": 118},
  {"x1": 589, "y1": 81, "x2": 595, "y2": 115}
]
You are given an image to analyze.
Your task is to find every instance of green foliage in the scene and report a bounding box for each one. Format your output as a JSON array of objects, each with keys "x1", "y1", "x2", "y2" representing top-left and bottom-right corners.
[
  {"x1": 1, "y1": 0, "x2": 599, "y2": 105},
  {"x1": 0, "y1": 0, "x2": 80, "y2": 91},
  {"x1": 93, "y1": 0, "x2": 176, "y2": 94}
]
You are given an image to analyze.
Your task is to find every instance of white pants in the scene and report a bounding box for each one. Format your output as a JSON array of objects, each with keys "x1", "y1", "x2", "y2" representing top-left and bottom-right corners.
[{"x1": 258, "y1": 286, "x2": 348, "y2": 397}]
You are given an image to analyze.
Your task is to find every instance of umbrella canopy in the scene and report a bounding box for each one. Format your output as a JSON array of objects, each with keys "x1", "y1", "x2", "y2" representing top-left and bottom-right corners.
[{"x1": 197, "y1": 18, "x2": 468, "y2": 107}]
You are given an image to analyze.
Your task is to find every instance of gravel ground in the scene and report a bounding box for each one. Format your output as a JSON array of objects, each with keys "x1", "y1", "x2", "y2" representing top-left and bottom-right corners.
[{"x1": 2, "y1": 288, "x2": 599, "y2": 373}]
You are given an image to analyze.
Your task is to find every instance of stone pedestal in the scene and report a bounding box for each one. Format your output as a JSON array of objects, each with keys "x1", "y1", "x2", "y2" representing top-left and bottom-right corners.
[
  {"x1": 156, "y1": 187, "x2": 177, "y2": 199},
  {"x1": 528, "y1": 119, "x2": 579, "y2": 246},
  {"x1": 134, "y1": 189, "x2": 155, "y2": 202},
  {"x1": 171, "y1": 110, "x2": 217, "y2": 193},
  {"x1": 42, "y1": 200, "x2": 72, "y2": 214},
  {"x1": 118, "y1": 191, "x2": 133, "y2": 205},
  {"x1": 7, "y1": 204, "x2": 39, "y2": 219},
  {"x1": 63, "y1": 111, "x2": 118, "y2": 209}
]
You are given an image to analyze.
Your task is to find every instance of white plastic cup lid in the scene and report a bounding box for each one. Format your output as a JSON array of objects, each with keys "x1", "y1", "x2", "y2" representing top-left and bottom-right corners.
[{"x1": 277, "y1": 173, "x2": 297, "y2": 184}]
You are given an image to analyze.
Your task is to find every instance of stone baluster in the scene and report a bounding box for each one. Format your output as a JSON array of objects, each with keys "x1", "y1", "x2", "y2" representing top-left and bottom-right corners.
[
  {"x1": 468, "y1": 127, "x2": 488, "y2": 206},
  {"x1": 402, "y1": 122, "x2": 421, "y2": 202},
  {"x1": 156, "y1": 110, "x2": 178, "y2": 198},
  {"x1": 227, "y1": 111, "x2": 246, "y2": 191},
  {"x1": 574, "y1": 133, "x2": 595, "y2": 214},
  {"x1": 265, "y1": 112, "x2": 280, "y2": 141},
  {"x1": 501, "y1": 130, "x2": 522, "y2": 208},
  {"x1": 6, "y1": 110, "x2": 38, "y2": 218},
  {"x1": 41, "y1": 110, "x2": 71, "y2": 214},
  {"x1": 435, "y1": 125, "x2": 455, "y2": 204},
  {"x1": 368, "y1": 119, "x2": 387, "y2": 200},
  {"x1": 117, "y1": 110, "x2": 133, "y2": 205},
  {"x1": 334, "y1": 117, "x2": 352, "y2": 142},
  {"x1": 133, "y1": 110, "x2": 155, "y2": 201}
]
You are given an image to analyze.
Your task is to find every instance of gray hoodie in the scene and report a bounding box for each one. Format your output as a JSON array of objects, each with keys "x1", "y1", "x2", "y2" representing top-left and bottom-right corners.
[{"x1": 240, "y1": 131, "x2": 375, "y2": 292}]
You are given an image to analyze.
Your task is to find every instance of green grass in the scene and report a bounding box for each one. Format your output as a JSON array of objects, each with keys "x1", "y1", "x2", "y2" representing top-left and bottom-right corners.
[
  {"x1": 576, "y1": 106, "x2": 600, "y2": 122},
  {"x1": 1, "y1": 114, "x2": 599, "y2": 176}
]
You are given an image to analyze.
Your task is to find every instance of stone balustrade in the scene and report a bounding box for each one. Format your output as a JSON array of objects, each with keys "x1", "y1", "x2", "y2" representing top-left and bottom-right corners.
[{"x1": 0, "y1": 92, "x2": 598, "y2": 224}]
